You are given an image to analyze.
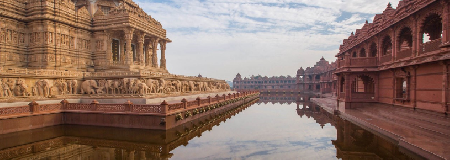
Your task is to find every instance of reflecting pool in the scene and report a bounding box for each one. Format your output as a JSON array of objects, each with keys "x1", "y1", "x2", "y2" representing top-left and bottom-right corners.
[{"x1": 0, "y1": 94, "x2": 418, "y2": 160}]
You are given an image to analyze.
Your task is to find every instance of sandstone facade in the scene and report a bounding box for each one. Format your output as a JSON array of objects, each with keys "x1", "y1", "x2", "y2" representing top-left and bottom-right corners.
[{"x1": 0, "y1": 0, "x2": 230, "y2": 102}]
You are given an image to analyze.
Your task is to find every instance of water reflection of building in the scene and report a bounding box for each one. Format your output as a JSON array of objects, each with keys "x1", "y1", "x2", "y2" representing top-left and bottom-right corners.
[
  {"x1": 302, "y1": 106, "x2": 423, "y2": 160},
  {"x1": 233, "y1": 74, "x2": 297, "y2": 93},
  {"x1": 0, "y1": 99, "x2": 259, "y2": 160}
]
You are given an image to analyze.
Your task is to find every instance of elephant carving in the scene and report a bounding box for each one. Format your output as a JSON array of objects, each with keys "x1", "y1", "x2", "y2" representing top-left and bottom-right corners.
[
  {"x1": 81, "y1": 80, "x2": 99, "y2": 94},
  {"x1": 67, "y1": 80, "x2": 78, "y2": 94},
  {"x1": 14, "y1": 79, "x2": 29, "y2": 96},
  {"x1": 35, "y1": 79, "x2": 52, "y2": 97}
]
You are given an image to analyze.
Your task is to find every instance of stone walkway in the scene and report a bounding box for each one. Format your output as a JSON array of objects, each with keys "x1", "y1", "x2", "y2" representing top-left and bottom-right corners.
[{"x1": 311, "y1": 98, "x2": 450, "y2": 160}]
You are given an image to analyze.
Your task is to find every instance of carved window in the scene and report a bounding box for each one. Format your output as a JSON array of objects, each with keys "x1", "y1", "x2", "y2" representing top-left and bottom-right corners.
[
  {"x1": 395, "y1": 78, "x2": 407, "y2": 98},
  {"x1": 351, "y1": 75, "x2": 374, "y2": 93},
  {"x1": 360, "y1": 48, "x2": 366, "y2": 57},
  {"x1": 421, "y1": 14, "x2": 442, "y2": 43},
  {"x1": 398, "y1": 27, "x2": 413, "y2": 50},
  {"x1": 369, "y1": 43, "x2": 377, "y2": 57},
  {"x1": 382, "y1": 36, "x2": 392, "y2": 55},
  {"x1": 101, "y1": 6, "x2": 110, "y2": 16},
  {"x1": 352, "y1": 51, "x2": 357, "y2": 57},
  {"x1": 112, "y1": 39, "x2": 120, "y2": 61}
]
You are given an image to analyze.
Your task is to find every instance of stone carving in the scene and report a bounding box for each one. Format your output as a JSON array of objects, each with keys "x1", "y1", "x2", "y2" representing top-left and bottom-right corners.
[
  {"x1": 35, "y1": 79, "x2": 52, "y2": 97},
  {"x1": 55, "y1": 79, "x2": 68, "y2": 95},
  {"x1": 81, "y1": 80, "x2": 99, "y2": 94},
  {"x1": 13, "y1": 79, "x2": 29, "y2": 97},
  {"x1": 67, "y1": 80, "x2": 78, "y2": 94}
]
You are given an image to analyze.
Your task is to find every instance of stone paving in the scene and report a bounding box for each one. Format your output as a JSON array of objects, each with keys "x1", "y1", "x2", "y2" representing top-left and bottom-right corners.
[{"x1": 311, "y1": 98, "x2": 450, "y2": 160}]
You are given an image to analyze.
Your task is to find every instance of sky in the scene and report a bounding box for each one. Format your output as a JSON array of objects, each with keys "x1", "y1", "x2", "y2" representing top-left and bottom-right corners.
[{"x1": 135, "y1": 0, "x2": 401, "y2": 81}]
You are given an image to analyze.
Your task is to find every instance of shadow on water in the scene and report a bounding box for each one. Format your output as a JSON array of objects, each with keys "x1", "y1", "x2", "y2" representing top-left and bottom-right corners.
[{"x1": 0, "y1": 93, "x2": 423, "y2": 159}]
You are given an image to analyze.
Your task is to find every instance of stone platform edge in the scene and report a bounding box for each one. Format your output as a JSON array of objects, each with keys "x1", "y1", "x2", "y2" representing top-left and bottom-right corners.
[{"x1": 310, "y1": 98, "x2": 446, "y2": 160}]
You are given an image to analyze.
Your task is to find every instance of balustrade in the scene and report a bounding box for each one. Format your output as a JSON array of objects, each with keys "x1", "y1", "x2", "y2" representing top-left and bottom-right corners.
[
  {"x1": 349, "y1": 57, "x2": 378, "y2": 67},
  {"x1": 379, "y1": 55, "x2": 392, "y2": 64},
  {"x1": 0, "y1": 92, "x2": 259, "y2": 117},
  {"x1": 396, "y1": 48, "x2": 412, "y2": 60},
  {"x1": 419, "y1": 38, "x2": 442, "y2": 56}
]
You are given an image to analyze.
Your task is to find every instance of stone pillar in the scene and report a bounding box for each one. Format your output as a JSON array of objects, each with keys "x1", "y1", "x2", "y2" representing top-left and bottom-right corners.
[
  {"x1": 442, "y1": 1, "x2": 449, "y2": 44},
  {"x1": 392, "y1": 29, "x2": 396, "y2": 62},
  {"x1": 124, "y1": 28, "x2": 134, "y2": 65},
  {"x1": 160, "y1": 40, "x2": 167, "y2": 70},
  {"x1": 145, "y1": 42, "x2": 152, "y2": 66},
  {"x1": 137, "y1": 34, "x2": 145, "y2": 65},
  {"x1": 105, "y1": 31, "x2": 113, "y2": 63},
  {"x1": 442, "y1": 62, "x2": 448, "y2": 113},
  {"x1": 150, "y1": 37, "x2": 159, "y2": 68},
  {"x1": 344, "y1": 73, "x2": 351, "y2": 103},
  {"x1": 410, "y1": 65, "x2": 417, "y2": 109},
  {"x1": 120, "y1": 37, "x2": 125, "y2": 62}
]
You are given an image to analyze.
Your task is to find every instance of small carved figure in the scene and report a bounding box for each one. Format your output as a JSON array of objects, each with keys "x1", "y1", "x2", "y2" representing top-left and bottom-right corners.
[
  {"x1": 67, "y1": 80, "x2": 78, "y2": 94},
  {"x1": 81, "y1": 80, "x2": 98, "y2": 94}
]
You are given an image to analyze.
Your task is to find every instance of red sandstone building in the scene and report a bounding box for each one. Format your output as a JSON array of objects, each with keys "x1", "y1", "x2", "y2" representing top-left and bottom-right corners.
[
  {"x1": 296, "y1": 57, "x2": 337, "y2": 95},
  {"x1": 335, "y1": 0, "x2": 450, "y2": 113},
  {"x1": 233, "y1": 74, "x2": 297, "y2": 92}
]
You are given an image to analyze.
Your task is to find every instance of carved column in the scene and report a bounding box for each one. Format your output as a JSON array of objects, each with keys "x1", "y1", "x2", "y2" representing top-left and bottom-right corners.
[
  {"x1": 344, "y1": 73, "x2": 351, "y2": 102},
  {"x1": 120, "y1": 37, "x2": 125, "y2": 62},
  {"x1": 442, "y1": 1, "x2": 449, "y2": 44},
  {"x1": 442, "y1": 61, "x2": 448, "y2": 113},
  {"x1": 124, "y1": 28, "x2": 134, "y2": 65},
  {"x1": 413, "y1": 16, "x2": 420, "y2": 57},
  {"x1": 150, "y1": 37, "x2": 159, "y2": 68},
  {"x1": 105, "y1": 31, "x2": 113, "y2": 63},
  {"x1": 137, "y1": 33, "x2": 145, "y2": 65},
  {"x1": 145, "y1": 42, "x2": 151, "y2": 66},
  {"x1": 392, "y1": 29, "x2": 397, "y2": 62},
  {"x1": 160, "y1": 40, "x2": 167, "y2": 70},
  {"x1": 409, "y1": 65, "x2": 417, "y2": 109}
]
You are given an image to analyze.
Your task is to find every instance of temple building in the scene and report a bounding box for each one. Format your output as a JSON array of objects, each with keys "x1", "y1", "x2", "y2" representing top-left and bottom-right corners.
[
  {"x1": 1, "y1": 0, "x2": 170, "y2": 72},
  {"x1": 335, "y1": 0, "x2": 450, "y2": 113},
  {"x1": 0, "y1": 0, "x2": 230, "y2": 101},
  {"x1": 233, "y1": 74, "x2": 297, "y2": 92},
  {"x1": 296, "y1": 57, "x2": 337, "y2": 95}
]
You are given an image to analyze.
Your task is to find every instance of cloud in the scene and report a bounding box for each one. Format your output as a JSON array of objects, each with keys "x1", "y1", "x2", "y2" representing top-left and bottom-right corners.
[{"x1": 135, "y1": 0, "x2": 400, "y2": 80}]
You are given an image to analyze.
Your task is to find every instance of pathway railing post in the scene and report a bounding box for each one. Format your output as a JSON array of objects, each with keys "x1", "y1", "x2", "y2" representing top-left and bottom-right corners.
[
  {"x1": 196, "y1": 97, "x2": 201, "y2": 106},
  {"x1": 91, "y1": 100, "x2": 99, "y2": 111},
  {"x1": 181, "y1": 98, "x2": 187, "y2": 109},
  {"x1": 208, "y1": 96, "x2": 212, "y2": 104},
  {"x1": 29, "y1": 101, "x2": 39, "y2": 114},
  {"x1": 124, "y1": 100, "x2": 132, "y2": 112},
  {"x1": 216, "y1": 94, "x2": 221, "y2": 102},
  {"x1": 161, "y1": 100, "x2": 169, "y2": 114}
]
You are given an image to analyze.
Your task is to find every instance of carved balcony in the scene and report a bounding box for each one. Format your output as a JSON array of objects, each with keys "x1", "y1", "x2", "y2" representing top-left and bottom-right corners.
[
  {"x1": 379, "y1": 55, "x2": 392, "y2": 64},
  {"x1": 419, "y1": 38, "x2": 442, "y2": 56},
  {"x1": 349, "y1": 57, "x2": 378, "y2": 68},
  {"x1": 396, "y1": 48, "x2": 412, "y2": 60}
]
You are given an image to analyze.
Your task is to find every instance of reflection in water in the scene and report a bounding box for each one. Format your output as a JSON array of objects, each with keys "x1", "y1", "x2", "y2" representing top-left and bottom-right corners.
[{"x1": 0, "y1": 94, "x2": 420, "y2": 159}]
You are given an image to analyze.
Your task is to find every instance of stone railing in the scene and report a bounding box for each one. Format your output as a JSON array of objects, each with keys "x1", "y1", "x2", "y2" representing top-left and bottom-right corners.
[
  {"x1": 0, "y1": 92, "x2": 259, "y2": 117},
  {"x1": 379, "y1": 54, "x2": 392, "y2": 64},
  {"x1": 396, "y1": 48, "x2": 412, "y2": 60},
  {"x1": 349, "y1": 57, "x2": 378, "y2": 67},
  {"x1": 419, "y1": 38, "x2": 441, "y2": 56}
]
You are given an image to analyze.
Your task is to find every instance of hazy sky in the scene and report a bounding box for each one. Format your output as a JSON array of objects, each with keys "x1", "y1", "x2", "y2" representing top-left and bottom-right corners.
[{"x1": 136, "y1": 0, "x2": 401, "y2": 81}]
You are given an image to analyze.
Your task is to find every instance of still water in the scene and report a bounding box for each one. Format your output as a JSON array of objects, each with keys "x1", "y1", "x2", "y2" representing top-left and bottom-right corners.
[{"x1": 0, "y1": 94, "x2": 414, "y2": 160}]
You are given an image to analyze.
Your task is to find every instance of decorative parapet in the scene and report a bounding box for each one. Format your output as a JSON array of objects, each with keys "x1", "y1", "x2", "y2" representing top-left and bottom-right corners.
[{"x1": 0, "y1": 92, "x2": 259, "y2": 118}]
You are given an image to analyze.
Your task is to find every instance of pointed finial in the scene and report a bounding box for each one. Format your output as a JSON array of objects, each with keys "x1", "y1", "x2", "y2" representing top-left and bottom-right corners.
[
  {"x1": 351, "y1": 32, "x2": 354, "y2": 36},
  {"x1": 387, "y1": 2, "x2": 392, "y2": 8},
  {"x1": 365, "y1": 20, "x2": 368, "y2": 24}
]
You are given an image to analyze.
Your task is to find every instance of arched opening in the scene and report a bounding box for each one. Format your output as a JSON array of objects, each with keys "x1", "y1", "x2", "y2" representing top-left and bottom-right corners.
[
  {"x1": 340, "y1": 77, "x2": 345, "y2": 93},
  {"x1": 315, "y1": 75, "x2": 320, "y2": 81},
  {"x1": 359, "y1": 48, "x2": 366, "y2": 57},
  {"x1": 398, "y1": 27, "x2": 413, "y2": 50},
  {"x1": 369, "y1": 43, "x2": 377, "y2": 57},
  {"x1": 382, "y1": 36, "x2": 392, "y2": 56},
  {"x1": 421, "y1": 13, "x2": 442, "y2": 43},
  {"x1": 352, "y1": 51, "x2": 357, "y2": 57},
  {"x1": 351, "y1": 75, "x2": 374, "y2": 93}
]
